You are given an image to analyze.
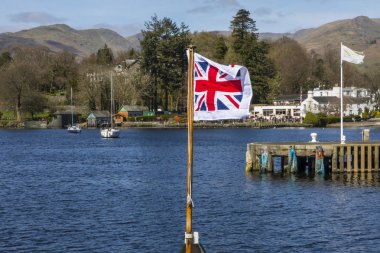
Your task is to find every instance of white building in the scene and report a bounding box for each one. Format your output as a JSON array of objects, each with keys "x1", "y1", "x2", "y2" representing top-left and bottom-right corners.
[
  {"x1": 252, "y1": 105, "x2": 301, "y2": 121},
  {"x1": 300, "y1": 86, "x2": 375, "y2": 117},
  {"x1": 252, "y1": 86, "x2": 375, "y2": 121}
]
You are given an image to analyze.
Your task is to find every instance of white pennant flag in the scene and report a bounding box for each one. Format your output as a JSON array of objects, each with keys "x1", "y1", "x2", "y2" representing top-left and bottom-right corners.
[{"x1": 341, "y1": 44, "x2": 364, "y2": 64}]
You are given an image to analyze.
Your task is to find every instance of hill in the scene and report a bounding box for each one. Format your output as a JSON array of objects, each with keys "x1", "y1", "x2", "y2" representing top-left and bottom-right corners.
[
  {"x1": 0, "y1": 24, "x2": 139, "y2": 59},
  {"x1": 292, "y1": 16, "x2": 380, "y2": 64},
  {"x1": 1, "y1": 16, "x2": 380, "y2": 64}
]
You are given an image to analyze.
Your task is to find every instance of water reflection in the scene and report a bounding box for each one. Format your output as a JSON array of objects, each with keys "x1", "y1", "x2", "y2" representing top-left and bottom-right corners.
[{"x1": 246, "y1": 170, "x2": 380, "y2": 187}]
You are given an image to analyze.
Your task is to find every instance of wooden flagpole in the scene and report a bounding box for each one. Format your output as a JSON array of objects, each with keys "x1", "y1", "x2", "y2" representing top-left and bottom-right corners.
[
  {"x1": 185, "y1": 46, "x2": 195, "y2": 253},
  {"x1": 181, "y1": 45, "x2": 206, "y2": 253},
  {"x1": 340, "y1": 42, "x2": 345, "y2": 144}
]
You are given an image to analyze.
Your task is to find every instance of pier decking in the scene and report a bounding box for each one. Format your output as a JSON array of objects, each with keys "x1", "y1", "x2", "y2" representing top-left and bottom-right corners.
[{"x1": 246, "y1": 141, "x2": 380, "y2": 173}]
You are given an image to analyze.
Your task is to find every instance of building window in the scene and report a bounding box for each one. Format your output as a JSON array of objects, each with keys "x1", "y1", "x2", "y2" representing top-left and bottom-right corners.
[{"x1": 263, "y1": 109, "x2": 272, "y2": 116}]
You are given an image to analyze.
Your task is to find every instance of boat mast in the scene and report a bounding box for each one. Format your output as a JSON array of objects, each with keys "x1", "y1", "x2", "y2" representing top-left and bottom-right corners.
[
  {"x1": 110, "y1": 71, "x2": 114, "y2": 129},
  {"x1": 185, "y1": 46, "x2": 195, "y2": 253},
  {"x1": 71, "y1": 86, "x2": 74, "y2": 126}
]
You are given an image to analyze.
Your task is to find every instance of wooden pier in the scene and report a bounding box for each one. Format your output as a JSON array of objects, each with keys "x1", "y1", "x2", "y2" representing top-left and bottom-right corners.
[{"x1": 246, "y1": 141, "x2": 380, "y2": 173}]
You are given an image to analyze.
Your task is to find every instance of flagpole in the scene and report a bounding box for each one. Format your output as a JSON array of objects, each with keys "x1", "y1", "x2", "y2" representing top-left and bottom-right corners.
[
  {"x1": 185, "y1": 45, "x2": 195, "y2": 253},
  {"x1": 340, "y1": 42, "x2": 344, "y2": 144}
]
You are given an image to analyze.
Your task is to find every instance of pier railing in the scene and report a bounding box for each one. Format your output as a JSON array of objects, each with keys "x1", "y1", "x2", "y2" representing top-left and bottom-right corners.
[{"x1": 246, "y1": 142, "x2": 380, "y2": 173}]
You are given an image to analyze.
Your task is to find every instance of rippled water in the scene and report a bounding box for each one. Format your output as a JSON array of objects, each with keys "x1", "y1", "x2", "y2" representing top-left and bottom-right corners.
[{"x1": 1, "y1": 127, "x2": 380, "y2": 252}]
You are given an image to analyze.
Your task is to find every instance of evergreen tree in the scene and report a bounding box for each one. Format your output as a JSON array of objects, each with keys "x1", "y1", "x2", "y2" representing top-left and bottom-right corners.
[
  {"x1": 213, "y1": 36, "x2": 228, "y2": 61},
  {"x1": 230, "y1": 9, "x2": 258, "y2": 55},
  {"x1": 229, "y1": 9, "x2": 275, "y2": 103},
  {"x1": 96, "y1": 44, "x2": 114, "y2": 65},
  {"x1": 140, "y1": 15, "x2": 191, "y2": 111}
]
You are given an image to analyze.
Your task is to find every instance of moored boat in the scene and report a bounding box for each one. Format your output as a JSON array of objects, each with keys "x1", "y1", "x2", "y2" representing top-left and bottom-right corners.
[{"x1": 67, "y1": 87, "x2": 81, "y2": 133}]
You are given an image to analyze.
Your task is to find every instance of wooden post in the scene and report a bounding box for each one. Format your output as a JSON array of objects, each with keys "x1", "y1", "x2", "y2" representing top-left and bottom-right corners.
[
  {"x1": 339, "y1": 145, "x2": 344, "y2": 173},
  {"x1": 368, "y1": 145, "x2": 372, "y2": 173},
  {"x1": 346, "y1": 145, "x2": 352, "y2": 173},
  {"x1": 284, "y1": 155, "x2": 289, "y2": 173},
  {"x1": 353, "y1": 145, "x2": 359, "y2": 173},
  {"x1": 332, "y1": 146, "x2": 338, "y2": 173},
  {"x1": 281, "y1": 156, "x2": 285, "y2": 173},
  {"x1": 308, "y1": 156, "x2": 314, "y2": 174},
  {"x1": 185, "y1": 46, "x2": 195, "y2": 253},
  {"x1": 268, "y1": 154, "x2": 273, "y2": 172},
  {"x1": 361, "y1": 145, "x2": 365, "y2": 173},
  {"x1": 375, "y1": 145, "x2": 379, "y2": 172}
]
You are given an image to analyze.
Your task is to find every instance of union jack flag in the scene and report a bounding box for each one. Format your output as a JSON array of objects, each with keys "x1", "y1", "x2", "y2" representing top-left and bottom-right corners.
[{"x1": 192, "y1": 53, "x2": 252, "y2": 121}]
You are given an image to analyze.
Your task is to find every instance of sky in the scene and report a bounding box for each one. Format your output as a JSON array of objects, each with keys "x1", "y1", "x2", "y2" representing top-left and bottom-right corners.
[{"x1": 1, "y1": 0, "x2": 380, "y2": 37}]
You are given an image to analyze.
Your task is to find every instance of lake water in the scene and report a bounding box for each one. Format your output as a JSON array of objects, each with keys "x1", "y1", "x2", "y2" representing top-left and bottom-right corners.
[{"x1": 1, "y1": 127, "x2": 380, "y2": 252}]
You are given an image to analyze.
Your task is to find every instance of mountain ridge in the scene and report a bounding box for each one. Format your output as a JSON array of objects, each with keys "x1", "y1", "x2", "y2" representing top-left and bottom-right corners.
[{"x1": 1, "y1": 16, "x2": 380, "y2": 62}]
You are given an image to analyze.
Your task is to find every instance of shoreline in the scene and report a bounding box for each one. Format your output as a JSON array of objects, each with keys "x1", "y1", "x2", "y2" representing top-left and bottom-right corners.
[{"x1": 2, "y1": 120, "x2": 380, "y2": 129}]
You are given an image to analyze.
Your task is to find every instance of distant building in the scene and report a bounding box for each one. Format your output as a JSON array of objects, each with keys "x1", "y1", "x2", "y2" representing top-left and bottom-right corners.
[
  {"x1": 50, "y1": 111, "x2": 81, "y2": 128},
  {"x1": 252, "y1": 86, "x2": 375, "y2": 120},
  {"x1": 87, "y1": 110, "x2": 111, "y2": 127},
  {"x1": 273, "y1": 94, "x2": 307, "y2": 105},
  {"x1": 301, "y1": 86, "x2": 375, "y2": 116},
  {"x1": 253, "y1": 105, "x2": 301, "y2": 121},
  {"x1": 115, "y1": 105, "x2": 150, "y2": 123},
  {"x1": 252, "y1": 94, "x2": 304, "y2": 121}
]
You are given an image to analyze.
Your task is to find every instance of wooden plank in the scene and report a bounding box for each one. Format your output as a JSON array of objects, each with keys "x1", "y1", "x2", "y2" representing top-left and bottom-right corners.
[
  {"x1": 332, "y1": 146, "x2": 338, "y2": 173},
  {"x1": 361, "y1": 145, "x2": 365, "y2": 173},
  {"x1": 281, "y1": 156, "x2": 285, "y2": 173},
  {"x1": 368, "y1": 145, "x2": 372, "y2": 172},
  {"x1": 375, "y1": 145, "x2": 379, "y2": 172},
  {"x1": 346, "y1": 145, "x2": 352, "y2": 173},
  {"x1": 268, "y1": 154, "x2": 273, "y2": 172},
  {"x1": 339, "y1": 145, "x2": 344, "y2": 173},
  {"x1": 354, "y1": 145, "x2": 359, "y2": 173}
]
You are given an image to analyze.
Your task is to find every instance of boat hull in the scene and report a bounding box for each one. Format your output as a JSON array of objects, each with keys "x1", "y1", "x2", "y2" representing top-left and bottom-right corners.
[
  {"x1": 100, "y1": 128, "x2": 120, "y2": 138},
  {"x1": 67, "y1": 126, "x2": 81, "y2": 133}
]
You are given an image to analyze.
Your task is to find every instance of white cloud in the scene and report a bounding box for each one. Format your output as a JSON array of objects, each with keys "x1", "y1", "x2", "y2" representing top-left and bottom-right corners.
[
  {"x1": 188, "y1": 0, "x2": 241, "y2": 13},
  {"x1": 9, "y1": 12, "x2": 66, "y2": 24}
]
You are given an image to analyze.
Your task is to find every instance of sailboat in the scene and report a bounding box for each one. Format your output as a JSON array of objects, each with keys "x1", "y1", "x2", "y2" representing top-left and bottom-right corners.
[
  {"x1": 100, "y1": 71, "x2": 120, "y2": 138},
  {"x1": 67, "y1": 86, "x2": 81, "y2": 133}
]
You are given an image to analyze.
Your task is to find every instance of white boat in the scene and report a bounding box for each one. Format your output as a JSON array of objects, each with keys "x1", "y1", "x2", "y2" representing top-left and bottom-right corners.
[
  {"x1": 68, "y1": 124, "x2": 81, "y2": 133},
  {"x1": 67, "y1": 87, "x2": 81, "y2": 133},
  {"x1": 100, "y1": 127, "x2": 120, "y2": 138},
  {"x1": 101, "y1": 71, "x2": 119, "y2": 138}
]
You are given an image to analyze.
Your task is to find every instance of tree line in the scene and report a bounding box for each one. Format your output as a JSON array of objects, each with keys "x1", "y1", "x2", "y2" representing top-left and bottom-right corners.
[{"x1": 1, "y1": 9, "x2": 379, "y2": 122}]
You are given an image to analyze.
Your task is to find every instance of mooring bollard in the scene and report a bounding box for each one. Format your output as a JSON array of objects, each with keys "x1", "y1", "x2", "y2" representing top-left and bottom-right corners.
[{"x1": 310, "y1": 133, "x2": 318, "y2": 142}]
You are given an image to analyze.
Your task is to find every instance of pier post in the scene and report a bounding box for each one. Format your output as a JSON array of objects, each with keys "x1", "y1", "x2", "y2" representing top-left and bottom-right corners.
[
  {"x1": 375, "y1": 145, "x2": 379, "y2": 172},
  {"x1": 268, "y1": 153, "x2": 273, "y2": 172},
  {"x1": 339, "y1": 146, "x2": 344, "y2": 173},
  {"x1": 361, "y1": 145, "x2": 365, "y2": 173},
  {"x1": 332, "y1": 146, "x2": 338, "y2": 173},
  {"x1": 353, "y1": 145, "x2": 359, "y2": 173},
  {"x1": 347, "y1": 146, "x2": 352, "y2": 173},
  {"x1": 368, "y1": 145, "x2": 372, "y2": 172}
]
